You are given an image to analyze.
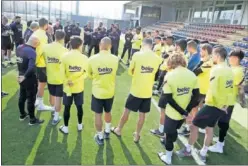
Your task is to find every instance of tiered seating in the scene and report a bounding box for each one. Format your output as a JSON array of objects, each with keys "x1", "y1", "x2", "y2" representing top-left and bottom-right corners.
[{"x1": 233, "y1": 41, "x2": 248, "y2": 49}]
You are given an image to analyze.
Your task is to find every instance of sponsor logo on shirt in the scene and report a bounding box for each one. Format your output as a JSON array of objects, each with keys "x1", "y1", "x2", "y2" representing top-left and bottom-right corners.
[
  {"x1": 177, "y1": 87, "x2": 190, "y2": 96},
  {"x1": 141, "y1": 66, "x2": 154, "y2": 73},
  {"x1": 225, "y1": 80, "x2": 233, "y2": 88},
  {"x1": 98, "y1": 67, "x2": 113, "y2": 75},
  {"x1": 69, "y1": 65, "x2": 81, "y2": 72},
  {"x1": 47, "y1": 57, "x2": 60, "y2": 64}
]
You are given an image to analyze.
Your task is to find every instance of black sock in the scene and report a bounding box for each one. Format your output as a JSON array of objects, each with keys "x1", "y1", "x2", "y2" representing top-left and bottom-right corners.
[
  {"x1": 64, "y1": 105, "x2": 71, "y2": 126},
  {"x1": 76, "y1": 105, "x2": 83, "y2": 124}
]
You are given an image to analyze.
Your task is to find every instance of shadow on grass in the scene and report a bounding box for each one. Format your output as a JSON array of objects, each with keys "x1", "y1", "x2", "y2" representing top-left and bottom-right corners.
[
  {"x1": 106, "y1": 140, "x2": 114, "y2": 165},
  {"x1": 195, "y1": 124, "x2": 248, "y2": 165},
  {"x1": 135, "y1": 143, "x2": 153, "y2": 165},
  {"x1": 117, "y1": 62, "x2": 126, "y2": 76},
  {"x1": 1, "y1": 90, "x2": 42, "y2": 165},
  {"x1": 95, "y1": 146, "x2": 104, "y2": 165},
  {"x1": 118, "y1": 137, "x2": 137, "y2": 165}
]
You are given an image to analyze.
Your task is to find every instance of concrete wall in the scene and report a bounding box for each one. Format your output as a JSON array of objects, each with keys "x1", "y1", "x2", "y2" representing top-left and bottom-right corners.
[
  {"x1": 160, "y1": 5, "x2": 177, "y2": 22},
  {"x1": 241, "y1": 1, "x2": 248, "y2": 25}
]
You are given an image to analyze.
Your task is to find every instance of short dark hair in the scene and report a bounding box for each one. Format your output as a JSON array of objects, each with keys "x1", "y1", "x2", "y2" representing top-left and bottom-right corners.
[
  {"x1": 27, "y1": 20, "x2": 32, "y2": 27},
  {"x1": 15, "y1": 16, "x2": 21, "y2": 19},
  {"x1": 147, "y1": 31, "x2": 151, "y2": 35},
  {"x1": 55, "y1": 30, "x2": 65, "y2": 41},
  {"x1": 162, "y1": 37, "x2": 167, "y2": 41},
  {"x1": 167, "y1": 36, "x2": 174, "y2": 41},
  {"x1": 155, "y1": 36, "x2": 161, "y2": 40},
  {"x1": 155, "y1": 30, "x2": 159, "y2": 33},
  {"x1": 70, "y1": 36, "x2": 83, "y2": 49},
  {"x1": 229, "y1": 49, "x2": 244, "y2": 61},
  {"x1": 200, "y1": 40, "x2": 209, "y2": 44},
  {"x1": 39, "y1": 18, "x2": 48, "y2": 28},
  {"x1": 142, "y1": 38, "x2": 153, "y2": 46},
  {"x1": 176, "y1": 39, "x2": 187, "y2": 52},
  {"x1": 213, "y1": 46, "x2": 227, "y2": 60},
  {"x1": 201, "y1": 43, "x2": 213, "y2": 55},
  {"x1": 136, "y1": 26, "x2": 141, "y2": 31},
  {"x1": 193, "y1": 39, "x2": 200, "y2": 45},
  {"x1": 187, "y1": 40, "x2": 198, "y2": 50}
]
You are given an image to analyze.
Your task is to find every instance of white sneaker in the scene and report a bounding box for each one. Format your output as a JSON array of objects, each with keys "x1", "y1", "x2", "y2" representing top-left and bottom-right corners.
[
  {"x1": 213, "y1": 137, "x2": 225, "y2": 146},
  {"x1": 78, "y1": 124, "x2": 83, "y2": 131},
  {"x1": 209, "y1": 142, "x2": 223, "y2": 153},
  {"x1": 37, "y1": 104, "x2": 55, "y2": 111},
  {"x1": 35, "y1": 99, "x2": 40, "y2": 107},
  {"x1": 153, "y1": 90, "x2": 159, "y2": 95},
  {"x1": 157, "y1": 152, "x2": 172, "y2": 165},
  {"x1": 199, "y1": 128, "x2": 206, "y2": 134}
]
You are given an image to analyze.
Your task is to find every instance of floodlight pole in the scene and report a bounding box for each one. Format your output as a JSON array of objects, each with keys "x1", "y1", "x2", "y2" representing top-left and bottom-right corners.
[{"x1": 48, "y1": 0, "x2": 51, "y2": 21}]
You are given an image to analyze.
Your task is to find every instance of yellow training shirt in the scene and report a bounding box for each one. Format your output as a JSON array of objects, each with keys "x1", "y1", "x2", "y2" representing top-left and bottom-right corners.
[
  {"x1": 197, "y1": 59, "x2": 213, "y2": 95},
  {"x1": 32, "y1": 29, "x2": 48, "y2": 67},
  {"x1": 205, "y1": 63, "x2": 234, "y2": 109},
  {"x1": 231, "y1": 66, "x2": 244, "y2": 104},
  {"x1": 163, "y1": 66, "x2": 198, "y2": 120},
  {"x1": 153, "y1": 43, "x2": 162, "y2": 57},
  {"x1": 129, "y1": 50, "x2": 162, "y2": 98},
  {"x1": 132, "y1": 33, "x2": 143, "y2": 50},
  {"x1": 88, "y1": 50, "x2": 119, "y2": 99},
  {"x1": 61, "y1": 50, "x2": 88, "y2": 95},
  {"x1": 43, "y1": 42, "x2": 68, "y2": 85}
]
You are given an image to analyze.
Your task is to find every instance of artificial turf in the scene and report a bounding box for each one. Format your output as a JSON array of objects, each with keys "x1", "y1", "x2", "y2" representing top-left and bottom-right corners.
[{"x1": 1, "y1": 37, "x2": 248, "y2": 165}]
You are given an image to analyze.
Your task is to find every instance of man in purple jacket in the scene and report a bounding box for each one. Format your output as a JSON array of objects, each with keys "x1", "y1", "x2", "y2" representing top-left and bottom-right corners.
[{"x1": 16, "y1": 35, "x2": 44, "y2": 125}]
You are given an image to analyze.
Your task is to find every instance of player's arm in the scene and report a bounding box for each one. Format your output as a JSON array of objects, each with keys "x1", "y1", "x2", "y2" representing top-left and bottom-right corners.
[
  {"x1": 128, "y1": 55, "x2": 136, "y2": 76},
  {"x1": 192, "y1": 61, "x2": 204, "y2": 76},
  {"x1": 209, "y1": 69, "x2": 219, "y2": 98},
  {"x1": 60, "y1": 56, "x2": 68, "y2": 83},
  {"x1": 186, "y1": 78, "x2": 200, "y2": 112},
  {"x1": 163, "y1": 75, "x2": 188, "y2": 116}
]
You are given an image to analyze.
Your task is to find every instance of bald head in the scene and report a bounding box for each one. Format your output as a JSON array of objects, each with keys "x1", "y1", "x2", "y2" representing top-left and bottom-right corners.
[
  {"x1": 27, "y1": 35, "x2": 40, "y2": 48},
  {"x1": 30, "y1": 21, "x2": 39, "y2": 31},
  {"x1": 100, "y1": 37, "x2": 112, "y2": 51}
]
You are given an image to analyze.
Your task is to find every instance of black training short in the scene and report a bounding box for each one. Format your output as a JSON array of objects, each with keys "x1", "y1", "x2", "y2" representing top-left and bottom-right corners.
[
  {"x1": 158, "y1": 94, "x2": 167, "y2": 109},
  {"x1": 125, "y1": 94, "x2": 151, "y2": 113},
  {"x1": 131, "y1": 49, "x2": 140, "y2": 56},
  {"x1": 48, "y1": 84, "x2": 63, "y2": 97},
  {"x1": 1, "y1": 38, "x2": 12, "y2": 50},
  {"x1": 193, "y1": 105, "x2": 225, "y2": 129},
  {"x1": 164, "y1": 115, "x2": 184, "y2": 134},
  {"x1": 91, "y1": 95, "x2": 114, "y2": 114},
  {"x1": 36, "y1": 67, "x2": 47, "y2": 83},
  {"x1": 63, "y1": 92, "x2": 84, "y2": 106},
  {"x1": 218, "y1": 105, "x2": 234, "y2": 123}
]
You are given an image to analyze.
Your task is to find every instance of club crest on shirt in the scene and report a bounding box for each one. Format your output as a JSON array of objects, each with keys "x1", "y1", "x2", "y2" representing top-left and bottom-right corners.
[
  {"x1": 225, "y1": 80, "x2": 233, "y2": 88},
  {"x1": 98, "y1": 67, "x2": 113, "y2": 75},
  {"x1": 69, "y1": 65, "x2": 81, "y2": 72},
  {"x1": 47, "y1": 57, "x2": 60, "y2": 64},
  {"x1": 141, "y1": 66, "x2": 154, "y2": 73},
  {"x1": 177, "y1": 87, "x2": 190, "y2": 96}
]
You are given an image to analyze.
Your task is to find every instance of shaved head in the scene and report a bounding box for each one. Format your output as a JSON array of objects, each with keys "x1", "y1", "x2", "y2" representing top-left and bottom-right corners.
[
  {"x1": 27, "y1": 35, "x2": 40, "y2": 48},
  {"x1": 30, "y1": 21, "x2": 39, "y2": 31},
  {"x1": 100, "y1": 37, "x2": 112, "y2": 51}
]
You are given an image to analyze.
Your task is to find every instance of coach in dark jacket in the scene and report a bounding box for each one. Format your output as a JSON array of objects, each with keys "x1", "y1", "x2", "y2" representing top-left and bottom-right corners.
[
  {"x1": 16, "y1": 35, "x2": 44, "y2": 125},
  {"x1": 109, "y1": 27, "x2": 120, "y2": 56},
  {"x1": 10, "y1": 16, "x2": 23, "y2": 48}
]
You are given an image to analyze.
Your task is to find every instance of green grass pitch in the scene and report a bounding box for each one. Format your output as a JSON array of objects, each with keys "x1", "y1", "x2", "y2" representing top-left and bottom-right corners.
[{"x1": 1, "y1": 38, "x2": 248, "y2": 165}]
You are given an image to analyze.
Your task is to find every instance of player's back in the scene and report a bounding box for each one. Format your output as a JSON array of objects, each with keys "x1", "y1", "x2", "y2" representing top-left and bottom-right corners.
[
  {"x1": 88, "y1": 50, "x2": 118, "y2": 99},
  {"x1": 44, "y1": 42, "x2": 68, "y2": 84},
  {"x1": 205, "y1": 63, "x2": 234, "y2": 108},
  {"x1": 129, "y1": 50, "x2": 162, "y2": 98},
  {"x1": 164, "y1": 66, "x2": 198, "y2": 120}
]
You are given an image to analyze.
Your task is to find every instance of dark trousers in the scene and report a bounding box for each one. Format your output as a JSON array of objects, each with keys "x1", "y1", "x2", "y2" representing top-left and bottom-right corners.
[
  {"x1": 111, "y1": 44, "x2": 118, "y2": 56},
  {"x1": 18, "y1": 80, "x2": 37, "y2": 119},
  {"x1": 121, "y1": 45, "x2": 132, "y2": 60},
  {"x1": 89, "y1": 45, "x2": 99, "y2": 57}
]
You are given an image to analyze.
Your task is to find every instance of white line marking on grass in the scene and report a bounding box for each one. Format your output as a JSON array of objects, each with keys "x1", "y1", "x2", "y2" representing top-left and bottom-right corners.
[{"x1": 151, "y1": 98, "x2": 206, "y2": 166}]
